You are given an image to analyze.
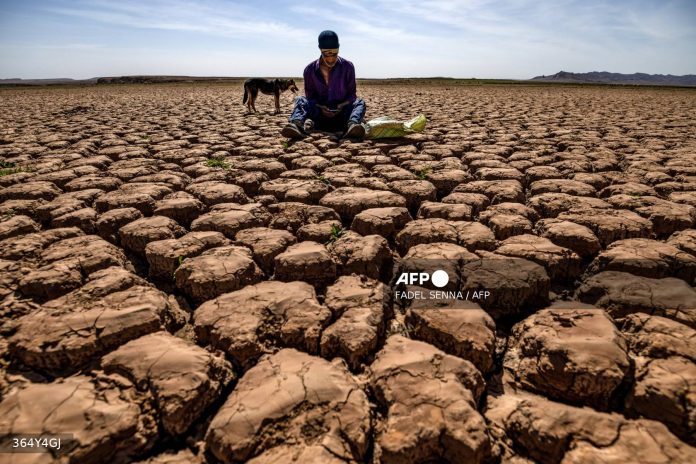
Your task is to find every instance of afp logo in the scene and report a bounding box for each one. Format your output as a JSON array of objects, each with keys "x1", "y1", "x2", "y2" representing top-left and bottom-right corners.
[{"x1": 395, "y1": 269, "x2": 449, "y2": 288}]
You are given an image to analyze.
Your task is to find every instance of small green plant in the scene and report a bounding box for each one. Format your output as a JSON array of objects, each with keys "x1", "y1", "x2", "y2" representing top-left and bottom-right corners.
[
  {"x1": 314, "y1": 175, "x2": 331, "y2": 186},
  {"x1": 0, "y1": 168, "x2": 22, "y2": 176},
  {"x1": 0, "y1": 161, "x2": 16, "y2": 168},
  {"x1": 1, "y1": 209, "x2": 15, "y2": 221},
  {"x1": 325, "y1": 224, "x2": 345, "y2": 245},
  {"x1": 628, "y1": 192, "x2": 643, "y2": 197},
  {"x1": 205, "y1": 158, "x2": 230, "y2": 169},
  {"x1": 172, "y1": 255, "x2": 186, "y2": 279},
  {"x1": 415, "y1": 166, "x2": 431, "y2": 180},
  {"x1": 281, "y1": 141, "x2": 289, "y2": 150}
]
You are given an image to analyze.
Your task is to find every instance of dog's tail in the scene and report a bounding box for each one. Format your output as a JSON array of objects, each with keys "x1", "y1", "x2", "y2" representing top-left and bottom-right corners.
[{"x1": 243, "y1": 84, "x2": 248, "y2": 104}]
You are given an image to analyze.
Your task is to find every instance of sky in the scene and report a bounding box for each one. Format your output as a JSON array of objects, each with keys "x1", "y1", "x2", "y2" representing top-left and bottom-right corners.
[{"x1": 1, "y1": 0, "x2": 694, "y2": 79}]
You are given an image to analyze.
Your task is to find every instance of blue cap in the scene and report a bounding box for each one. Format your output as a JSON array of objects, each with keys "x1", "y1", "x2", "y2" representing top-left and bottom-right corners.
[{"x1": 318, "y1": 30, "x2": 339, "y2": 49}]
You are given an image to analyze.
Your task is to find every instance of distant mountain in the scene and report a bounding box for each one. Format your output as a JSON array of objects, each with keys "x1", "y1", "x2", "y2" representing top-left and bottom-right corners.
[{"x1": 531, "y1": 71, "x2": 696, "y2": 86}]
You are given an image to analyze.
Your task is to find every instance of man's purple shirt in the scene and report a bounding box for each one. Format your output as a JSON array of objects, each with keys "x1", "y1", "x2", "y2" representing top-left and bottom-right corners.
[{"x1": 303, "y1": 56, "x2": 357, "y2": 108}]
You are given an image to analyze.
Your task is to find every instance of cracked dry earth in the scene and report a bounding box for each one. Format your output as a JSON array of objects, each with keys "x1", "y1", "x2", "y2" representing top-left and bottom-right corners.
[{"x1": 0, "y1": 82, "x2": 695, "y2": 463}]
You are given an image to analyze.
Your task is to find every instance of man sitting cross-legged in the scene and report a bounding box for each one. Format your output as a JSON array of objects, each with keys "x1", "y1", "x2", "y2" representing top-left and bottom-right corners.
[{"x1": 281, "y1": 30, "x2": 366, "y2": 140}]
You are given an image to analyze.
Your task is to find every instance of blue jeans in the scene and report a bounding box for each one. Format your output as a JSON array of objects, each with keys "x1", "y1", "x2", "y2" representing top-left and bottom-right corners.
[{"x1": 289, "y1": 96, "x2": 366, "y2": 131}]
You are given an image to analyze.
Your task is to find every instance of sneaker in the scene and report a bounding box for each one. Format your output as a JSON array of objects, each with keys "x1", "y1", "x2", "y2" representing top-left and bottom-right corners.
[
  {"x1": 281, "y1": 121, "x2": 304, "y2": 139},
  {"x1": 303, "y1": 119, "x2": 315, "y2": 133},
  {"x1": 344, "y1": 122, "x2": 366, "y2": 139}
]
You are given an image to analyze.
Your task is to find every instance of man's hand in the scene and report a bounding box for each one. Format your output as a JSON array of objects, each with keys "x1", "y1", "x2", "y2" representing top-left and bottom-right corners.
[{"x1": 317, "y1": 104, "x2": 338, "y2": 119}]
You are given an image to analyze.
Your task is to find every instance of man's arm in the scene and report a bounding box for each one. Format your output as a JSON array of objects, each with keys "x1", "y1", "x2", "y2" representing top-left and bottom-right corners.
[
  {"x1": 304, "y1": 66, "x2": 318, "y2": 105},
  {"x1": 344, "y1": 62, "x2": 357, "y2": 103}
]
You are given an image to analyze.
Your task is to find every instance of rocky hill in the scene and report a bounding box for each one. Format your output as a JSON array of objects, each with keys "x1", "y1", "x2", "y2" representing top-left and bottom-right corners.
[{"x1": 531, "y1": 71, "x2": 696, "y2": 86}]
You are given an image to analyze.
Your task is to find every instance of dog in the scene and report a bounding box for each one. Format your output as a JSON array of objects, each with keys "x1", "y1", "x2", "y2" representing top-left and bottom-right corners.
[{"x1": 243, "y1": 78, "x2": 298, "y2": 114}]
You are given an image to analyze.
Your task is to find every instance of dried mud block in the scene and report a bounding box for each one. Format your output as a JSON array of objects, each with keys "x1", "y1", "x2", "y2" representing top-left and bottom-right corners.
[
  {"x1": 186, "y1": 181, "x2": 249, "y2": 206},
  {"x1": 274, "y1": 241, "x2": 337, "y2": 288},
  {"x1": 65, "y1": 174, "x2": 122, "y2": 192},
  {"x1": 0, "y1": 227, "x2": 84, "y2": 261},
  {"x1": 118, "y1": 183, "x2": 173, "y2": 201},
  {"x1": 0, "y1": 258, "x2": 28, "y2": 300},
  {"x1": 0, "y1": 375, "x2": 157, "y2": 463},
  {"x1": 495, "y1": 234, "x2": 583, "y2": 282},
  {"x1": 119, "y1": 216, "x2": 186, "y2": 256},
  {"x1": 606, "y1": 194, "x2": 695, "y2": 237},
  {"x1": 406, "y1": 300, "x2": 496, "y2": 374},
  {"x1": 441, "y1": 192, "x2": 490, "y2": 216},
  {"x1": 234, "y1": 227, "x2": 296, "y2": 275},
  {"x1": 476, "y1": 167, "x2": 524, "y2": 182},
  {"x1": 135, "y1": 449, "x2": 203, "y2": 464},
  {"x1": 668, "y1": 229, "x2": 696, "y2": 257},
  {"x1": 320, "y1": 275, "x2": 390, "y2": 369},
  {"x1": 194, "y1": 282, "x2": 330, "y2": 369},
  {"x1": 587, "y1": 238, "x2": 696, "y2": 283},
  {"x1": 620, "y1": 314, "x2": 696, "y2": 443},
  {"x1": 174, "y1": 245, "x2": 263, "y2": 303},
  {"x1": 527, "y1": 193, "x2": 611, "y2": 218},
  {"x1": 41, "y1": 266, "x2": 148, "y2": 311},
  {"x1": 427, "y1": 168, "x2": 472, "y2": 195},
  {"x1": 41, "y1": 234, "x2": 132, "y2": 274},
  {"x1": 190, "y1": 202, "x2": 271, "y2": 238},
  {"x1": 529, "y1": 179, "x2": 597, "y2": 197},
  {"x1": 621, "y1": 313, "x2": 695, "y2": 362},
  {"x1": 18, "y1": 234, "x2": 133, "y2": 301},
  {"x1": 535, "y1": 218, "x2": 601, "y2": 258},
  {"x1": 296, "y1": 219, "x2": 342, "y2": 242},
  {"x1": 0, "y1": 198, "x2": 46, "y2": 217},
  {"x1": 557, "y1": 208, "x2": 653, "y2": 247},
  {"x1": 387, "y1": 179, "x2": 437, "y2": 211},
  {"x1": 577, "y1": 271, "x2": 696, "y2": 329},
  {"x1": 486, "y1": 392, "x2": 696, "y2": 464},
  {"x1": 0, "y1": 214, "x2": 40, "y2": 241},
  {"x1": 145, "y1": 231, "x2": 228, "y2": 279},
  {"x1": 417, "y1": 201, "x2": 473, "y2": 221},
  {"x1": 153, "y1": 196, "x2": 206, "y2": 227},
  {"x1": 395, "y1": 218, "x2": 496, "y2": 254},
  {"x1": 319, "y1": 187, "x2": 407, "y2": 222},
  {"x1": 17, "y1": 260, "x2": 83, "y2": 301},
  {"x1": 399, "y1": 242, "x2": 478, "y2": 291},
  {"x1": 452, "y1": 180, "x2": 524, "y2": 204},
  {"x1": 369, "y1": 336, "x2": 490, "y2": 463},
  {"x1": 102, "y1": 331, "x2": 234, "y2": 435},
  {"x1": 626, "y1": 357, "x2": 696, "y2": 445},
  {"x1": 36, "y1": 196, "x2": 88, "y2": 224},
  {"x1": 328, "y1": 232, "x2": 392, "y2": 280},
  {"x1": 259, "y1": 178, "x2": 329, "y2": 203},
  {"x1": 96, "y1": 207, "x2": 143, "y2": 243},
  {"x1": 599, "y1": 182, "x2": 658, "y2": 198},
  {"x1": 267, "y1": 202, "x2": 339, "y2": 233},
  {"x1": 52, "y1": 206, "x2": 98, "y2": 233},
  {"x1": 504, "y1": 307, "x2": 630, "y2": 410},
  {"x1": 9, "y1": 286, "x2": 169, "y2": 372},
  {"x1": 670, "y1": 191, "x2": 696, "y2": 207},
  {"x1": 461, "y1": 252, "x2": 550, "y2": 319},
  {"x1": 0, "y1": 181, "x2": 62, "y2": 201},
  {"x1": 480, "y1": 202, "x2": 539, "y2": 222},
  {"x1": 482, "y1": 213, "x2": 533, "y2": 240},
  {"x1": 205, "y1": 349, "x2": 370, "y2": 463},
  {"x1": 95, "y1": 190, "x2": 157, "y2": 215},
  {"x1": 350, "y1": 207, "x2": 412, "y2": 239},
  {"x1": 524, "y1": 165, "x2": 563, "y2": 184}
]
